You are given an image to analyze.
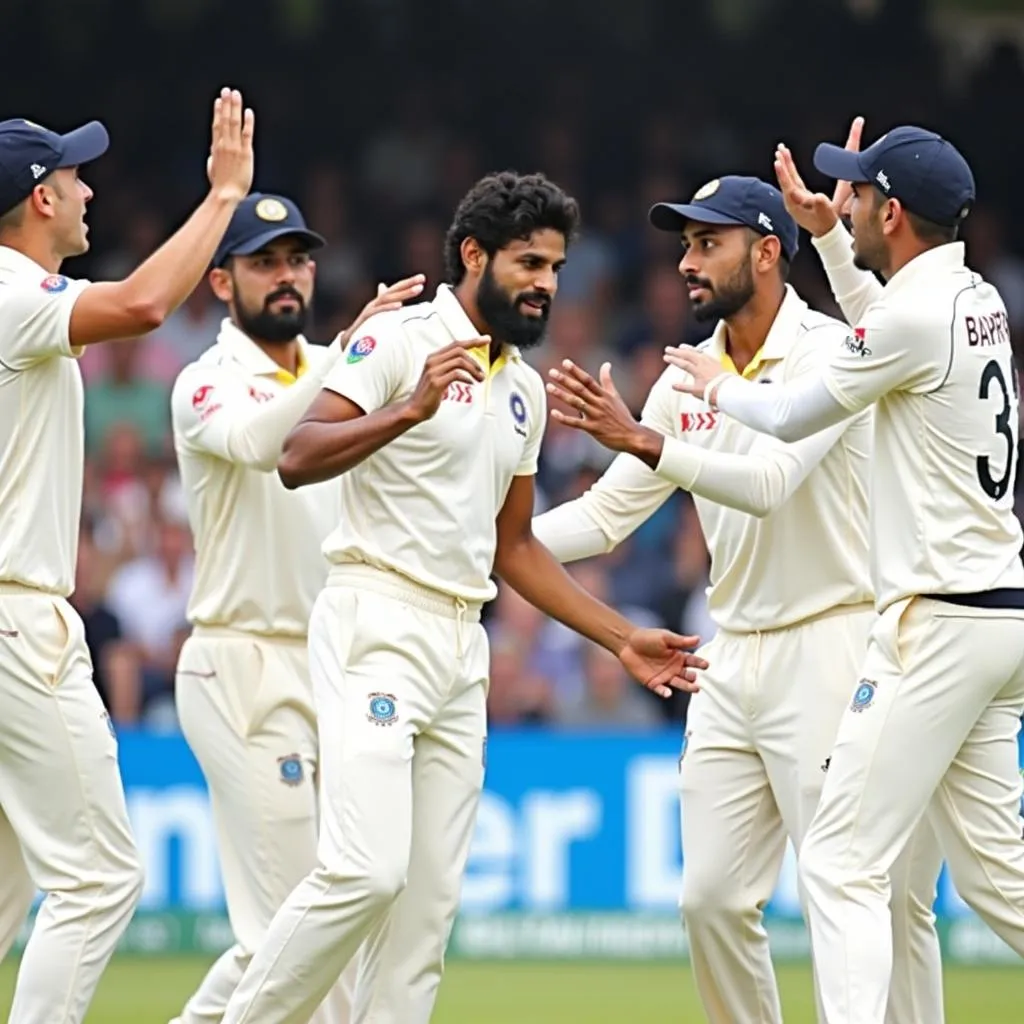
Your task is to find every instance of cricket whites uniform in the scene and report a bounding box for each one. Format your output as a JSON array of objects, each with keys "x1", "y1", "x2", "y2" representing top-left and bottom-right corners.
[
  {"x1": 170, "y1": 319, "x2": 352, "y2": 1024},
  {"x1": 221, "y1": 283, "x2": 546, "y2": 1024},
  {"x1": 533, "y1": 285, "x2": 943, "y2": 1024},
  {"x1": 790, "y1": 223, "x2": 1024, "y2": 1024},
  {"x1": 0, "y1": 246, "x2": 143, "y2": 1023}
]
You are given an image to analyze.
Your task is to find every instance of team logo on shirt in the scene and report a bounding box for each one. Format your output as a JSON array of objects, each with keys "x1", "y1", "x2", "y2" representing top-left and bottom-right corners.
[
  {"x1": 509, "y1": 392, "x2": 528, "y2": 437},
  {"x1": 39, "y1": 274, "x2": 68, "y2": 293},
  {"x1": 843, "y1": 328, "x2": 872, "y2": 358},
  {"x1": 346, "y1": 335, "x2": 376, "y2": 364},
  {"x1": 367, "y1": 692, "x2": 399, "y2": 726},
  {"x1": 850, "y1": 679, "x2": 877, "y2": 713},
  {"x1": 278, "y1": 754, "x2": 305, "y2": 786}
]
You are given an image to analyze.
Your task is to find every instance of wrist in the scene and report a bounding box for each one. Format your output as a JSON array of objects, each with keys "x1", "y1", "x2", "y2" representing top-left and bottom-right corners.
[
  {"x1": 398, "y1": 397, "x2": 427, "y2": 426},
  {"x1": 810, "y1": 210, "x2": 841, "y2": 240},
  {"x1": 626, "y1": 425, "x2": 665, "y2": 469},
  {"x1": 207, "y1": 186, "x2": 246, "y2": 206},
  {"x1": 703, "y1": 373, "x2": 732, "y2": 410}
]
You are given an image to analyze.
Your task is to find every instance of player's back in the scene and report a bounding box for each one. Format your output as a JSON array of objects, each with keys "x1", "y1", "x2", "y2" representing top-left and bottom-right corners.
[
  {"x1": 320, "y1": 286, "x2": 545, "y2": 604},
  {"x1": 863, "y1": 250, "x2": 1024, "y2": 609}
]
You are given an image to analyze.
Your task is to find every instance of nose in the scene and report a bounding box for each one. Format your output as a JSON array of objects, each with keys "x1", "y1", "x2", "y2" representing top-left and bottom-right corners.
[
  {"x1": 534, "y1": 267, "x2": 557, "y2": 296},
  {"x1": 80, "y1": 179, "x2": 94, "y2": 202},
  {"x1": 678, "y1": 252, "x2": 700, "y2": 277}
]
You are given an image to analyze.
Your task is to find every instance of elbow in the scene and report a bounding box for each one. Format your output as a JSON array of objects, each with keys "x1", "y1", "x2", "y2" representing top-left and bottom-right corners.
[
  {"x1": 276, "y1": 451, "x2": 306, "y2": 490},
  {"x1": 776, "y1": 423, "x2": 808, "y2": 444},
  {"x1": 126, "y1": 298, "x2": 168, "y2": 333}
]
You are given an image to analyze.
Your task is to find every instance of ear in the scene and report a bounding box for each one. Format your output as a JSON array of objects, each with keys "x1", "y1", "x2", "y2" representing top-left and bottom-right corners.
[
  {"x1": 756, "y1": 234, "x2": 783, "y2": 276},
  {"x1": 881, "y1": 197, "x2": 902, "y2": 238},
  {"x1": 208, "y1": 267, "x2": 233, "y2": 304},
  {"x1": 460, "y1": 236, "x2": 487, "y2": 277},
  {"x1": 28, "y1": 184, "x2": 56, "y2": 220}
]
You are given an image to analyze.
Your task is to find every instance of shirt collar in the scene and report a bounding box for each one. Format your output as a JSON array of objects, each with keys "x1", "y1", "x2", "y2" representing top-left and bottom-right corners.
[
  {"x1": 432, "y1": 283, "x2": 523, "y2": 372},
  {"x1": 0, "y1": 244, "x2": 53, "y2": 279},
  {"x1": 215, "y1": 317, "x2": 310, "y2": 384},
  {"x1": 705, "y1": 284, "x2": 809, "y2": 378},
  {"x1": 883, "y1": 242, "x2": 966, "y2": 299}
]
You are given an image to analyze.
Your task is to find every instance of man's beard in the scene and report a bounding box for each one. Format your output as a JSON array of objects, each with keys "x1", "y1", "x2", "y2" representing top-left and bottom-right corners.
[
  {"x1": 235, "y1": 286, "x2": 308, "y2": 343},
  {"x1": 477, "y1": 262, "x2": 551, "y2": 350},
  {"x1": 684, "y1": 260, "x2": 755, "y2": 324}
]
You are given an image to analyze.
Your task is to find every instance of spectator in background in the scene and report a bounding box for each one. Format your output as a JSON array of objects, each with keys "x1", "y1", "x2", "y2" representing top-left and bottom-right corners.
[
  {"x1": 961, "y1": 204, "x2": 1024, "y2": 357},
  {"x1": 487, "y1": 638, "x2": 556, "y2": 727},
  {"x1": 152, "y1": 282, "x2": 226, "y2": 370},
  {"x1": 71, "y1": 526, "x2": 145, "y2": 724},
  {"x1": 558, "y1": 643, "x2": 663, "y2": 730},
  {"x1": 84, "y1": 340, "x2": 170, "y2": 457},
  {"x1": 105, "y1": 517, "x2": 194, "y2": 724}
]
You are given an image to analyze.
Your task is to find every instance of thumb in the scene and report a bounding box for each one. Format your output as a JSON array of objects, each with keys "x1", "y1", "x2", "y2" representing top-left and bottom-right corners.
[
  {"x1": 665, "y1": 632, "x2": 701, "y2": 651},
  {"x1": 599, "y1": 361, "x2": 619, "y2": 396}
]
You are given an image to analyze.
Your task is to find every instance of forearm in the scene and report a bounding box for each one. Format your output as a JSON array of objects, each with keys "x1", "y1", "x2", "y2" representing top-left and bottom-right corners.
[
  {"x1": 531, "y1": 500, "x2": 616, "y2": 562},
  {"x1": 713, "y1": 373, "x2": 852, "y2": 443},
  {"x1": 494, "y1": 536, "x2": 632, "y2": 655},
  {"x1": 812, "y1": 221, "x2": 884, "y2": 327},
  {"x1": 278, "y1": 400, "x2": 420, "y2": 488},
  {"x1": 224, "y1": 358, "x2": 338, "y2": 471}
]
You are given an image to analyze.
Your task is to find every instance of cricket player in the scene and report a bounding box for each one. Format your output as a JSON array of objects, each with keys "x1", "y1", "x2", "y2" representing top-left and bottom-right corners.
[
  {"x1": 169, "y1": 192, "x2": 426, "y2": 1024},
  {"x1": 532, "y1": 175, "x2": 943, "y2": 1024},
  {"x1": 667, "y1": 124, "x2": 1024, "y2": 1024},
  {"x1": 219, "y1": 171, "x2": 708, "y2": 1024},
  {"x1": 0, "y1": 88, "x2": 253, "y2": 1024}
]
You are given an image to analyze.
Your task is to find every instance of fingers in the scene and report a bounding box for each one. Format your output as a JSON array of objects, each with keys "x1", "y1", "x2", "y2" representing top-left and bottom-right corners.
[
  {"x1": 845, "y1": 115, "x2": 864, "y2": 153},
  {"x1": 549, "y1": 407, "x2": 598, "y2": 432},
  {"x1": 378, "y1": 282, "x2": 387, "y2": 296},
  {"x1": 241, "y1": 106, "x2": 255, "y2": 147},
  {"x1": 663, "y1": 347, "x2": 697, "y2": 372},
  {"x1": 598, "y1": 362, "x2": 619, "y2": 396},
  {"x1": 431, "y1": 348, "x2": 486, "y2": 382},
  {"x1": 227, "y1": 88, "x2": 242, "y2": 140},
  {"x1": 211, "y1": 90, "x2": 225, "y2": 147},
  {"x1": 552, "y1": 358, "x2": 603, "y2": 396},
  {"x1": 662, "y1": 632, "x2": 702, "y2": 651}
]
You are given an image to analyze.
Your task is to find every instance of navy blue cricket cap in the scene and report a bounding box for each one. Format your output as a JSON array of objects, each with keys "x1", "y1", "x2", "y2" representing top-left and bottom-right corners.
[
  {"x1": 213, "y1": 193, "x2": 326, "y2": 267},
  {"x1": 0, "y1": 117, "x2": 109, "y2": 216},
  {"x1": 814, "y1": 126, "x2": 975, "y2": 227},
  {"x1": 649, "y1": 175, "x2": 800, "y2": 262}
]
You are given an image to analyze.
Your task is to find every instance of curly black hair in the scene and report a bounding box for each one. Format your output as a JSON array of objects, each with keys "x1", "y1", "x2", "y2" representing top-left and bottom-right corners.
[{"x1": 444, "y1": 171, "x2": 580, "y2": 285}]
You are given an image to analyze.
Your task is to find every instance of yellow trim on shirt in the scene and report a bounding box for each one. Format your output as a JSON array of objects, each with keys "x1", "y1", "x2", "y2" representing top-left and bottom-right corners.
[
  {"x1": 271, "y1": 347, "x2": 309, "y2": 387},
  {"x1": 721, "y1": 346, "x2": 766, "y2": 380}
]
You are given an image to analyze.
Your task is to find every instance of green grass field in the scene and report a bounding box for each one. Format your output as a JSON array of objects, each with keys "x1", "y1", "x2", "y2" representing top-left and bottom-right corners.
[{"x1": 1, "y1": 957, "x2": 1021, "y2": 1022}]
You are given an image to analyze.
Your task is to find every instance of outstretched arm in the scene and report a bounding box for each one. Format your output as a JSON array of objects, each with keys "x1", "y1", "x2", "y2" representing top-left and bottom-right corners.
[{"x1": 495, "y1": 473, "x2": 707, "y2": 698}]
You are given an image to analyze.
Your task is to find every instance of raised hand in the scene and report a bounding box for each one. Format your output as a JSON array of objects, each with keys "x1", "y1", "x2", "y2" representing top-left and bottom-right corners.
[
  {"x1": 774, "y1": 116, "x2": 863, "y2": 238},
  {"x1": 617, "y1": 627, "x2": 707, "y2": 699},
  {"x1": 547, "y1": 359, "x2": 647, "y2": 453},
  {"x1": 405, "y1": 340, "x2": 489, "y2": 422},
  {"x1": 336, "y1": 275, "x2": 427, "y2": 349},
  {"x1": 207, "y1": 87, "x2": 255, "y2": 202},
  {"x1": 663, "y1": 346, "x2": 732, "y2": 403}
]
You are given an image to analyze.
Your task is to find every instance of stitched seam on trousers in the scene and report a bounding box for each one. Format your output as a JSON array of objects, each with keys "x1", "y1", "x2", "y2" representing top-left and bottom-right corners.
[
  {"x1": 48, "y1": 686, "x2": 113, "y2": 1019},
  {"x1": 893, "y1": 825, "x2": 919, "y2": 1023},
  {"x1": 231, "y1": 871, "x2": 333, "y2": 1023},
  {"x1": 738, "y1": 781, "x2": 785, "y2": 1024},
  {"x1": 937, "y1": 770, "x2": 1020, "y2": 917}
]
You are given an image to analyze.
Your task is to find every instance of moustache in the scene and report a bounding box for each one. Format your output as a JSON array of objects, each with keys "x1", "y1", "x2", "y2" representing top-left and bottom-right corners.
[
  {"x1": 265, "y1": 287, "x2": 305, "y2": 310},
  {"x1": 683, "y1": 275, "x2": 712, "y2": 292}
]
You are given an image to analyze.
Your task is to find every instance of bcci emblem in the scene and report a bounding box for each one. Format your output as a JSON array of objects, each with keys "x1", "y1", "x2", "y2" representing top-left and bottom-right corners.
[
  {"x1": 367, "y1": 692, "x2": 399, "y2": 727},
  {"x1": 850, "y1": 679, "x2": 877, "y2": 713},
  {"x1": 278, "y1": 755, "x2": 304, "y2": 787},
  {"x1": 509, "y1": 392, "x2": 528, "y2": 438},
  {"x1": 254, "y1": 197, "x2": 288, "y2": 222}
]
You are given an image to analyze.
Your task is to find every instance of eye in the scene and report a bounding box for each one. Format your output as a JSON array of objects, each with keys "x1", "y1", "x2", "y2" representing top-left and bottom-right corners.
[{"x1": 289, "y1": 255, "x2": 310, "y2": 268}]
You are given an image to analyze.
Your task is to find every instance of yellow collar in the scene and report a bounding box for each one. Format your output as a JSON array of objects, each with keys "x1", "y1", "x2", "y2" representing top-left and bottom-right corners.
[
  {"x1": 215, "y1": 318, "x2": 310, "y2": 386},
  {"x1": 432, "y1": 283, "x2": 521, "y2": 378}
]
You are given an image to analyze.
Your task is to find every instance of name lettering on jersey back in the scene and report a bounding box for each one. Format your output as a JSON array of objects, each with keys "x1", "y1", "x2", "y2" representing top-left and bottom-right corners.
[
  {"x1": 965, "y1": 311, "x2": 1011, "y2": 348},
  {"x1": 443, "y1": 381, "x2": 474, "y2": 404},
  {"x1": 680, "y1": 411, "x2": 718, "y2": 431}
]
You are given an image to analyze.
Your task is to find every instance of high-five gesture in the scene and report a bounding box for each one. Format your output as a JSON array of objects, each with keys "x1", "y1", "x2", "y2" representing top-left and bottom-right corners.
[
  {"x1": 774, "y1": 116, "x2": 863, "y2": 238},
  {"x1": 207, "y1": 87, "x2": 255, "y2": 202}
]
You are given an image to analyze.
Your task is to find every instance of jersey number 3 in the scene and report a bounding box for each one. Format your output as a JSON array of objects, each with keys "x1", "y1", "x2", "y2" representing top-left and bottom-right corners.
[{"x1": 977, "y1": 358, "x2": 1020, "y2": 501}]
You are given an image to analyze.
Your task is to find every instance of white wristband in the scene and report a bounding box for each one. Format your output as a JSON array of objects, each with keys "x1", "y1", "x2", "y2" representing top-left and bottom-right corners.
[{"x1": 703, "y1": 373, "x2": 732, "y2": 409}]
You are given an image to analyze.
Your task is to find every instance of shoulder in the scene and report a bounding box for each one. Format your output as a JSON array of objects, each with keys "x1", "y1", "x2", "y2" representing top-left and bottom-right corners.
[
  {"x1": 786, "y1": 310, "x2": 855, "y2": 370},
  {"x1": 171, "y1": 353, "x2": 238, "y2": 420}
]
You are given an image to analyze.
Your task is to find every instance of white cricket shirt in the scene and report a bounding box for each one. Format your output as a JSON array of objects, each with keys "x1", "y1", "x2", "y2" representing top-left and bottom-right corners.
[
  {"x1": 171, "y1": 320, "x2": 342, "y2": 637},
  {"x1": 533, "y1": 287, "x2": 873, "y2": 632},
  {"x1": 0, "y1": 246, "x2": 91, "y2": 596},
  {"x1": 320, "y1": 284, "x2": 546, "y2": 603},
  {"x1": 812, "y1": 225, "x2": 1024, "y2": 609}
]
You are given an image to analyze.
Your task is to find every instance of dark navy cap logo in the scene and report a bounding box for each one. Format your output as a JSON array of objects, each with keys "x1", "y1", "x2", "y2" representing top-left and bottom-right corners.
[
  {"x1": 0, "y1": 117, "x2": 108, "y2": 217},
  {"x1": 213, "y1": 192, "x2": 326, "y2": 267},
  {"x1": 649, "y1": 175, "x2": 800, "y2": 262},
  {"x1": 813, "y1": 125, "x2": 976, "y2": 227}
]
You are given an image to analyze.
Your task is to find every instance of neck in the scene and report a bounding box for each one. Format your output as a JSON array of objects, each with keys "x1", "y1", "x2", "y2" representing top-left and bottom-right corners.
[
  {"x1": 722, "y1": 283, "x2": 786, "y2": 375},
  {"x1": 882, "y1": 237, "x2": 943, "y2": 281},
  {"x1": 0, "y1": 228, "x2": 63, "y2": 274},
  {"x1": 452, "y1": 281, "x2": 502, "y2": 361}
]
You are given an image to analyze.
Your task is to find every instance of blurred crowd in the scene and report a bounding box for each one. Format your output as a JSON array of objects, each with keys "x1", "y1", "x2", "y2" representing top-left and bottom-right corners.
[{"x1": 42, "y1": 0, "x2": 1024, "y2": 731}]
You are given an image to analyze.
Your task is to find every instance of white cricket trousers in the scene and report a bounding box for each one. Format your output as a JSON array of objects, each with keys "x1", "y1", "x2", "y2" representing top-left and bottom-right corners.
[
  {"x1": 173, "y1": 629, "x2": 353, "y2": 1024},
  {"x1": 679, "y1": 604, "x2": 943, "y2": 1024},
  {"x1": 0, "y1": 585, "x2": 143, "y2": 1024},
  {"x1": 222, "y1": 564, "x2": 488, "y2": 1024},
  {"x1": 801, "y1": 596, "x2": 1024, "y2": 1024}
]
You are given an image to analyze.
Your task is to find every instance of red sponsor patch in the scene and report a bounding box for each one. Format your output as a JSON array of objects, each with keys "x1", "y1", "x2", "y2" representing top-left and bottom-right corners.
[
  {"x1": 680, "y1": 411, "x2": 718, "y2": 431},
  {"x1": 248, "y1": 386, "x2": 274, "y2": 403},
  {"x1": 192, "y1": 385, "x2": 215, "y2": 410}
]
